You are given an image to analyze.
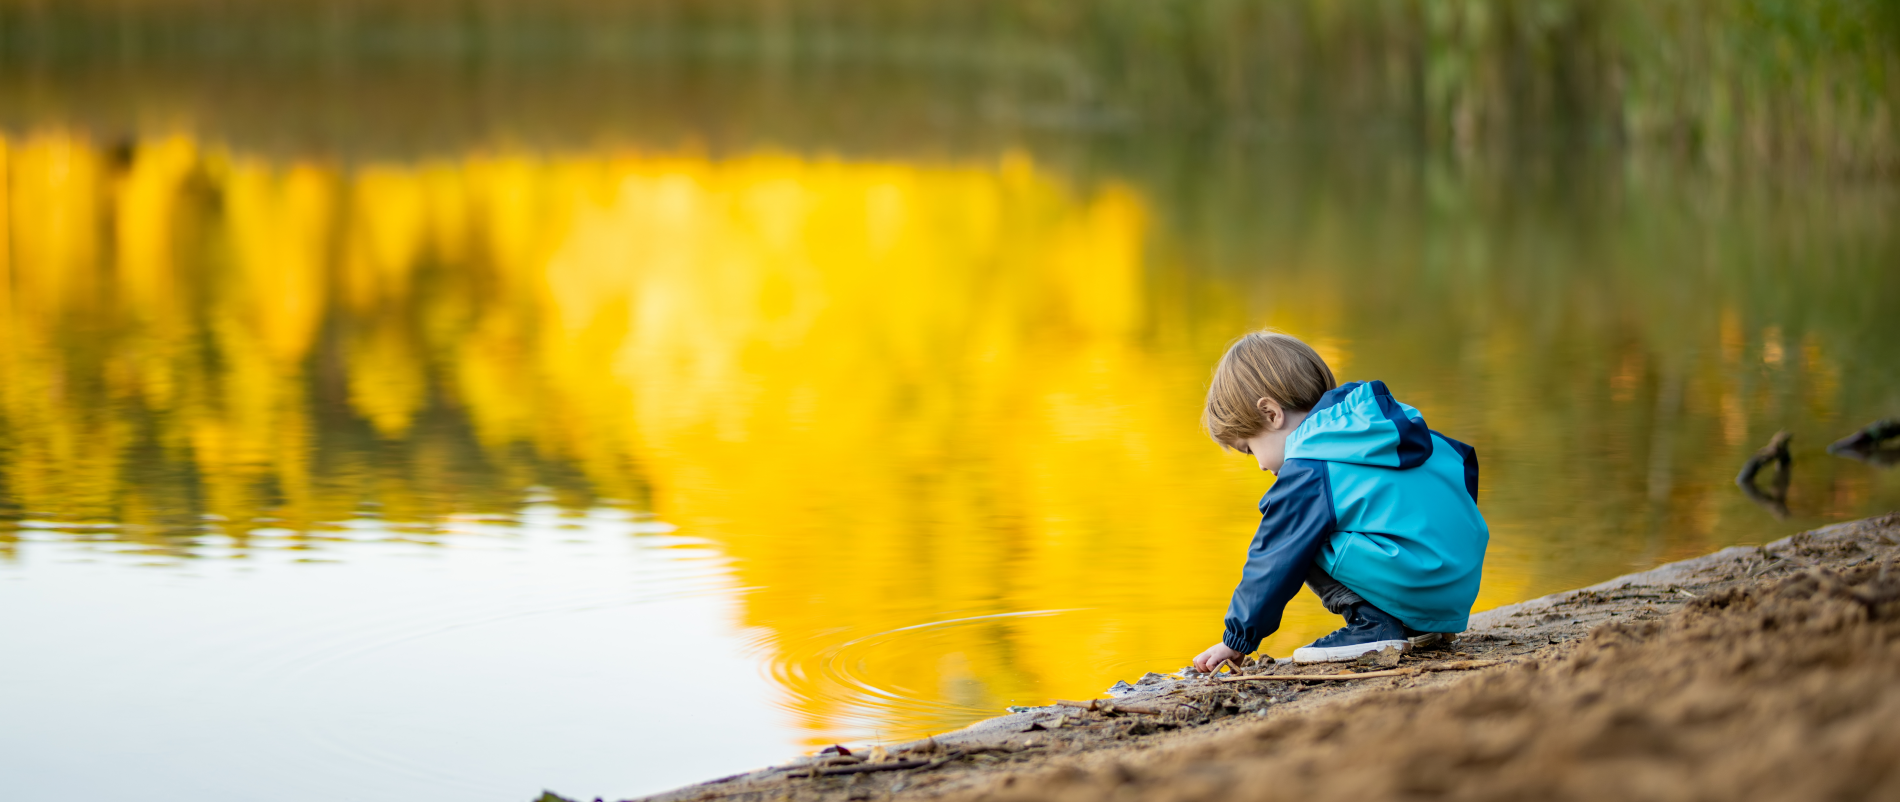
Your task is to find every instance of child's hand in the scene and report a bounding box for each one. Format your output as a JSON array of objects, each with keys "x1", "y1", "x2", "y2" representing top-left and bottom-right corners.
[{"x1": 1193, "y1": 643, "x2": 1246, "y2": 673}]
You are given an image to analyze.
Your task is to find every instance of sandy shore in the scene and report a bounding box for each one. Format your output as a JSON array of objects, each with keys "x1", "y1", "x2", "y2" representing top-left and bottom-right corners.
[{"x1": 612, "y1": 511, "x2": 1900, "y2": 802}]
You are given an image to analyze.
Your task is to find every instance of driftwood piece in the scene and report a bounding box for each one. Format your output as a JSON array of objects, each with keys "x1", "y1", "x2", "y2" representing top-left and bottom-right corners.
[
  {"x1": 1737, "y1": 431, "x2": 1793, "y2": 519},
  {"x1": 1828, "y1": 419, "x2": 1900, "y2": 467}
]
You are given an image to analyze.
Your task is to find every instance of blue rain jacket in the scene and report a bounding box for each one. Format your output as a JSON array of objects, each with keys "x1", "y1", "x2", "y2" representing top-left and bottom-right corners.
[{"x1": 1221, "y1": 380, "x2": 1489, "y2": 653}]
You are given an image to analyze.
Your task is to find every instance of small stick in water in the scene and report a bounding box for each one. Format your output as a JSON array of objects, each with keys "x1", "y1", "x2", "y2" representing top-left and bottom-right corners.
[{"x1": 1736, "y1": 431, "x2": 1793, "y2": 519}]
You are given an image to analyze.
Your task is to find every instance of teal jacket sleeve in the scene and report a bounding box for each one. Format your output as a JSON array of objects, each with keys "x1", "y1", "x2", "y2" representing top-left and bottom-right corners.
[{"x1": 1221, "y1": 458, "x2": 1337, "y2": 654}]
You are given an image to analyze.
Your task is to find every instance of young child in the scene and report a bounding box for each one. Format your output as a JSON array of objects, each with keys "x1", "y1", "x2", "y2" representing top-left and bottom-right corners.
[{"x1": 1191, "y1": 331, "x2": 1489, "y2": 669}]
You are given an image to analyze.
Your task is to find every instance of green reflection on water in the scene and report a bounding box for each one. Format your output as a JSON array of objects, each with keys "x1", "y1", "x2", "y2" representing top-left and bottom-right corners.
[{"x1": 0, "y1": 128, "x2": 1896, "y2": 746}]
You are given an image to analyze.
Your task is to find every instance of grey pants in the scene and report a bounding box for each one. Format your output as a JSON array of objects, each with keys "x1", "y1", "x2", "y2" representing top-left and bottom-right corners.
[{"x1": 1305, "y1": 564, "x2": 1365, "y2": 615}]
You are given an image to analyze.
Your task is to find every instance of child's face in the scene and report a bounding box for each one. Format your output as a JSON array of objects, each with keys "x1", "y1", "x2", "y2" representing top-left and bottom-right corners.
[{"x1": 1232, "y1": 428, "x2": 1290, "y2": 473}]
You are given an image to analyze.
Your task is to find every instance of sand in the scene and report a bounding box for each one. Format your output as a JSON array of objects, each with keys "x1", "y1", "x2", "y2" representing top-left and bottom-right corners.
[{"x1": 620, "y1": 511, "x2": 1900, "y2": 802}]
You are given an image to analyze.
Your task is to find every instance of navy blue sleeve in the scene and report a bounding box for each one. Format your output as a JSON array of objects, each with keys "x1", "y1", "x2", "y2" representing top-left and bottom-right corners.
[{"x1": 1221, "y1": 459, "x2": 1336, "y2": 654}]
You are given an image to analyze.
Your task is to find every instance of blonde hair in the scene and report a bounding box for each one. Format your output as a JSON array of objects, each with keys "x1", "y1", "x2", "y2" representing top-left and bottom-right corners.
[{"x1": 1203, "y1": 330, "x2": 1338, "y2": 445}]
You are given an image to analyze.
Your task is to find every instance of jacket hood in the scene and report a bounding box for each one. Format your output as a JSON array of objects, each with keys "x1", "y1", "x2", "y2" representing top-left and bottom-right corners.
[{"x1": 1283, "y1": 380, "x2": 1434, "y2": 469}]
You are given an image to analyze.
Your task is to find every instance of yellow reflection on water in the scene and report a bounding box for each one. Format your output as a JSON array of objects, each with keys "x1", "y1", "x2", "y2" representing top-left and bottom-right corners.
[
  {"x1": 1, "y1": 130, "x2": 1374, "y2": 740},
  {"x1": 11, "y1": 128, "x2": 1885, "y2": 746}
]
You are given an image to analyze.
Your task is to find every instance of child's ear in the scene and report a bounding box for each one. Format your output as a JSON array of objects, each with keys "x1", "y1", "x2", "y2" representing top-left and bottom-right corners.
[{"x1": 1255, "y1": 396, "x2": 1284, "y2": 428}]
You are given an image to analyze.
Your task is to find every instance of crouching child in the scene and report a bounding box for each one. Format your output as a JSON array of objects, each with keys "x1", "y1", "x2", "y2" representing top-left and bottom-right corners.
[{"x1": 1191, "y1": 331, "x2": 1489, "y2": 669}]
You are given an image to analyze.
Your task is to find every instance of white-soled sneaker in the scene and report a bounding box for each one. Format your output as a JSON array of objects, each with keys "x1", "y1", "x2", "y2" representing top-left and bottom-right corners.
[
  {"x1": 1293, "y1": 601, "x2": 1415, "y2": 663},
  {"x1": 1292, "y1": 638, "x2": 1411, "y2": 664}
]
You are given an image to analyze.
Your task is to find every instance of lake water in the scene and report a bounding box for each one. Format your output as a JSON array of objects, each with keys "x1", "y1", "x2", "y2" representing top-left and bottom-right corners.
[{"x1": 1, "y1": 126, "x2": 1896, "y2": 801}]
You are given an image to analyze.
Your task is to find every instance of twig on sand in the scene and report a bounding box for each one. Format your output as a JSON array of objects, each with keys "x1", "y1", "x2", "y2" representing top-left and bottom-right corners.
[
  {"x1": 1219, "y1": 668, "x2": 1417, "y2": 682},
  {"x1": 804, "y1": 757, "x2": 948, "y2": 777},
  {"x1": 1411, "y1": 659, "x2": 1502, "y2": 671},
  {"x1": 959, "y1": 744, "x2": 1030, "y2": 755},
  {"x1": 1215, "y1": 660, "x2": 1502, "y2": 683},
  {"x1": 1054, "y1": 699, "x2": 1173, "y2": 715}
]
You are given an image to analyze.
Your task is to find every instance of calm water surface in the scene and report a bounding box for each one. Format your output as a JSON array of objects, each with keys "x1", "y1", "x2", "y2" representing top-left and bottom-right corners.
[{"x1": 1, "y1": 129, "x2": 1896, "y2": 801}]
